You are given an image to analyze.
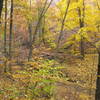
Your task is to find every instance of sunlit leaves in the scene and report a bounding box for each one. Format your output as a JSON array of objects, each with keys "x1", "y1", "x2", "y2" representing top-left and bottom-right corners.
[{"x1": 96, "y1": 41, "x2": 100, "y2": 49}]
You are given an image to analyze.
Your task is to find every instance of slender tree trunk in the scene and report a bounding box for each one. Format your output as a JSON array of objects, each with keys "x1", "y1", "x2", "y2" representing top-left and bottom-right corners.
[
  {"x1": 0, "y1": 0, "x2": 4, "y2": 22},
  {"x1": 4, "y1": 0, "x2": 7, "y2": 72},
  {"x1": 28, "y1": 0, "x2": 33, "y2": 61},
  {"x1": 4, "y1": 0, "x2": 7, "y2": 56},
  {"x1": 0, "y1": 0, "x2": 3, "y2": 17},
  {"x1": 95, "y1": 14, "x2": 100, "y2": 99},
  {"x1": 8, "y1": 0, "x2": 13, "y2": 71},
  {"x1": 28, "y1": 23, "x2": 33, "y2": 61},
  {"x1": 37, "y1": 4, "x2": 45, "y2": 46},
  {"x1": 32, "y1": 0, "x2": 53, "y2": 43},
  {"x1": 57, "y1": 0, "x2": 70, "y2": 48},
  {"x1": 28, "y1": 0, "x2": 53, "y2": 61},
  {"x1": 42, "y1": 16, "x2": 46, "y2": 45},
  {"x1": 78, "y1": 0, "x2": 85, "y2": 58},
  {"x1": 95, "y1": 52, "x2": 100, "y2": 100}
]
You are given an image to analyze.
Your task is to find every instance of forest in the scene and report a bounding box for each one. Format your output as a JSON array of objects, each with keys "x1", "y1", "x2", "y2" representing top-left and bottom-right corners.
[{"x1": 0, "y1": 0, "x2": 100, "y2": 100}]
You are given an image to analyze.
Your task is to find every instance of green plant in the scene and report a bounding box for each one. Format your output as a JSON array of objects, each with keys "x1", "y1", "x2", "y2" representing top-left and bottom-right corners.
[{"x1": 12, "y1": 59, "x2": 66, "y2": 99}]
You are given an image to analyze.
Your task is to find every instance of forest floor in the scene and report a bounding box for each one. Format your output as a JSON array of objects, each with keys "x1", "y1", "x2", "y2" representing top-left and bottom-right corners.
[{"x1": 0, "y1": 47, "x2": 98, "y2": 100}]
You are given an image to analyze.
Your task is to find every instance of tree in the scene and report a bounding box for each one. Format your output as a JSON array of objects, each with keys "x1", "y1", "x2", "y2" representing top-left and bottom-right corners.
[
  {"x1": 0, "y1": 0, "x2": 4, "y2": 17},
  {"x1": 95, "y1": 5, "x2": 100, "y2": 98},
  {"x1": 8, "y1": 0, "x2": 14, "y2": 71},
  {"x1": 4, "y1": 0, "x2": 7, "y2": 55},
  {"x1": 57, "y1": 0, "x2": 70, "y2": 48},
  {"x1": 77, "y1": 0, "x2": 85, "y2": 58},
  {"x1": 4, "y1": 0, "x2": 8, "y2": 72},
  {"x1": 95, "y1": 51, "x2": 100, "y2": 100},
  {"x1": 28, "y1": 0, "x2": 53, "y2": 61},
  {"x1": 0, "y1": 0, "x2": 4, "y2": 22},
  {"x1": 28, "y1": 0, "x2": 33, "y2": 61}
]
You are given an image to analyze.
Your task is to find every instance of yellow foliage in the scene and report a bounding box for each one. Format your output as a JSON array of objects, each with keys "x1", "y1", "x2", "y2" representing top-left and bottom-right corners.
[
  {"x1": 12, "y1": 73, "x2": 29, "y2": 79},
  {"x1": 79, "y1": 93, "x2": 90, "y2": 100}
]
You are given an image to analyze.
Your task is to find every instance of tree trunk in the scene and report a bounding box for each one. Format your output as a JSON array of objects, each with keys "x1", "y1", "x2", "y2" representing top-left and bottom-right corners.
[
  {"x1": 95, "y1": 4, "x2": 100, "y2": 98},
  {"x1": 4, "y1": 0, "x2": 7, "y2": 73},
  {"x1": 28, "y1": 23, "x2": 33, "y2": 61},
  {"x1": 78, "y1": 0, "x2": 85, "y2": 58},
  {"x1": 28, "y1": 0, "x2": 53, "y2": 61},
  {"x1": 42, "y1": 16, "x2": 46, "y2": 45},
  {"x1": 0, "y1": 0, "x2": 4, "y2": 22},
  {"x1": 95, "y1": 52, "x2": 100, "y2": 100},
  {"x1": 57, "y1": 0, "x2": 70, "y2": 48},
  {"x1": 4, "y1": 0, "x2": 7, "y2": 55},
  {"x1": 28, "y1": 0, "x2": 33, "y2": 61},
  {"x1": 8, "y1": 0, "x2": 13, "y2": 71}
]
